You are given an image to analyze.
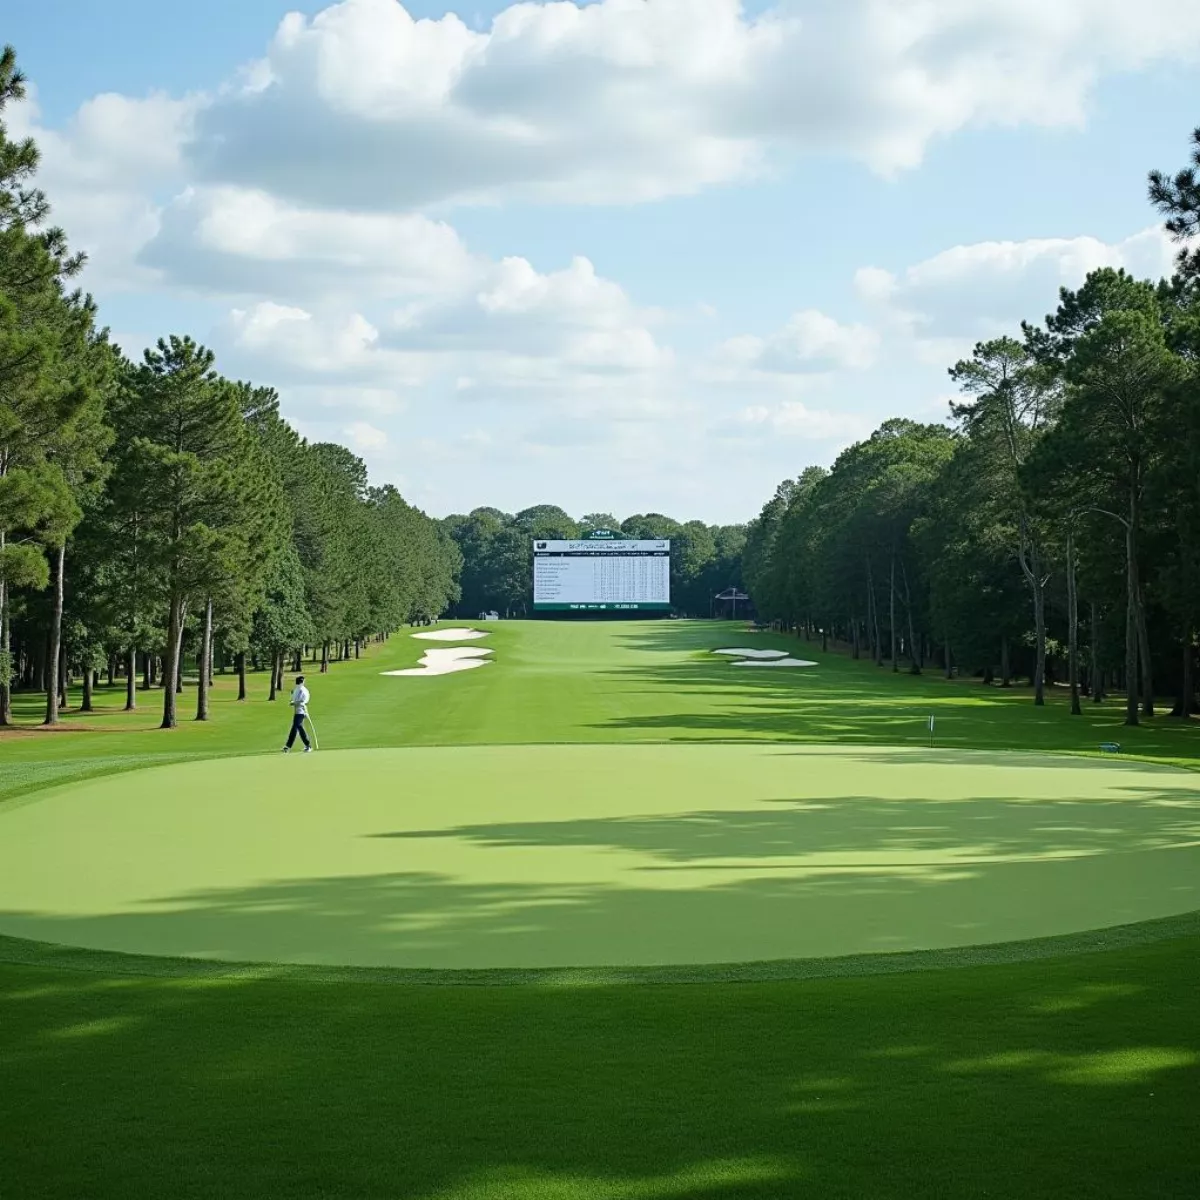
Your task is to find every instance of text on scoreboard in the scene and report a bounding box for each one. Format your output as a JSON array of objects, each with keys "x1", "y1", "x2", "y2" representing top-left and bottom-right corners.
[{"x1": 533, "y1": 540, "x2": 671, "y2": 610}]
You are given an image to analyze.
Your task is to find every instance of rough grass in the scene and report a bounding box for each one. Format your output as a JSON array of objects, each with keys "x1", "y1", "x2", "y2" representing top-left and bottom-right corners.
[
  {"x1": 3, "y1": 938, "x2": 1197, "y2": 1199},
  {"x1": 2, "y1": 620, "x2": 1198, "y2": 1198}
]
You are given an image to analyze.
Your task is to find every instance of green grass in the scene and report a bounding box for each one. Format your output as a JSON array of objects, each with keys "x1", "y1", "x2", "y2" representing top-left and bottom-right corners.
[
  {"x1": 2, "y1": 620, "x2": 1199, "y2": 1197},
  {"x1": 3, "y1": 745, "x2": 1198, "y2": 970},
  {"x1": 5, "y1": 620, "x2": 1199, "y2": 772}
]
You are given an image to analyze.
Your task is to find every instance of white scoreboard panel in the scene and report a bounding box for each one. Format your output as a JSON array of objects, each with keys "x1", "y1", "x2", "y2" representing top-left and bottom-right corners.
[{"x1": 533, "y1": 540, "x2": 671, "y2": 610}]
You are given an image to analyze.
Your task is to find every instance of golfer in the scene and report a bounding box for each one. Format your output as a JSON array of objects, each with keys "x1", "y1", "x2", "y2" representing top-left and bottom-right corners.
[{"x1": 283, "y1": 675, "x2": 313, "y2": 753}]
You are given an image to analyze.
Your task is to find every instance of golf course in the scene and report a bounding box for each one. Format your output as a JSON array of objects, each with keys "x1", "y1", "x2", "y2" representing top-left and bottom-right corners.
[{"x1": 2, "y1": 619, "x2": 1198, "y2": 1198}]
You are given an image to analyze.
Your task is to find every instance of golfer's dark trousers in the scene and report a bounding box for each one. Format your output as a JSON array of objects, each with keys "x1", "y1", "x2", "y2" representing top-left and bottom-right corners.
[{"x1": 287, "y1": 713, "x2": 310, "y2": 749}]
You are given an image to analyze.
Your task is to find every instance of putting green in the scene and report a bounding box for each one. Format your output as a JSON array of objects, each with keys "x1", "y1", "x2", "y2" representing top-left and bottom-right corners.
[{"x1": 1, "y1": 744, "x2": 1198, "y2": 970}]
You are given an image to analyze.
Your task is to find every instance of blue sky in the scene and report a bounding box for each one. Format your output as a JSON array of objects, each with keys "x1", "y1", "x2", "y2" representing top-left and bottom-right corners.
[{"x1": 7, "y1": 0, "x2": 1200, "y2": 521}]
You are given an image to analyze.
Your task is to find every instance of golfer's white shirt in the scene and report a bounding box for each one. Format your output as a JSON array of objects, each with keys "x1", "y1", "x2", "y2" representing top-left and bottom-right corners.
[{"x1": 290, "y1": 685, "x2": 310, "y2": 716}]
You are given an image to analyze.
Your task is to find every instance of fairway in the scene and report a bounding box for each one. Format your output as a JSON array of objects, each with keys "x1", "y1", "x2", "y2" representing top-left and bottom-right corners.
[
  {"x1": 4, "y1": 620, "x2": 1200, "y2": 1199},
  {"x1": 2, "y1": 740, "x2": 1198, "y2": 970}
]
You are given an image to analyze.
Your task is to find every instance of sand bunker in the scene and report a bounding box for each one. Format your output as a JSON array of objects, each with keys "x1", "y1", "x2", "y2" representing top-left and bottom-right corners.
[
  {"x1": 383, "y1": 647, "x2": 494, "y2": 677},
  {"x1": 731, "y1": 657, "x2": 817, "y2": 668},
  {"x1": 713, "y1": 648, "x2": 789, "y2": 659},
  {"x1": 412, "y1": 628, "x2": 489, "y2": 642}
]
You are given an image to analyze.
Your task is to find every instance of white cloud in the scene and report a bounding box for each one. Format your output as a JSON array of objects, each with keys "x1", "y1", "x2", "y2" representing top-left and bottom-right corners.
[
  {"x1": 730, "y1": 401, "x2": 873, "y2": 441},
  {"x1": 8, "y1": 87, "x2": 197, "y2": 289},
  {"x1": 14, "y1": 0, "x2": 1200, "y2": 520},
  {"x1": 180, "y1": 0, "x2": 1200, "y2": 209},
  {"x1": 208, "y1": 251, "x2": 671, "y2": 395},
  {"x1": 343, "y1": 420, "x2": 389, "y2": 450},
  {"x1": 381, "y1": 255, "x2": 673, "y2": 380},
  {"x1": 219, "y1": 301, "x2": 429, "y2": 384},
  {"x1": 142, "y1": 186, "x2": 476, "y2": 299},
  {"x1": 856, "y1": 226, "x2": 1183, "y2": 347},
  {"x1": 713, "y1": 309, "x2": 880, "y2": 376}
]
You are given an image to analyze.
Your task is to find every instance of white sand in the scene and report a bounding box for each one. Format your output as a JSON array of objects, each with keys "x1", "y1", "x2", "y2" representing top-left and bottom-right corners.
[
  {"x1": 731, "y1": 657, "x2": 817, "y2": 668},
  {"x1": 412, "y1": 628, "x2": 489, "y2": 641},
  {"x1": 383, "y1": 647, "x2": 494, "y2": 677},
  {"x1": 713, "y1": 648, "x2": 789, "y2": 659}
]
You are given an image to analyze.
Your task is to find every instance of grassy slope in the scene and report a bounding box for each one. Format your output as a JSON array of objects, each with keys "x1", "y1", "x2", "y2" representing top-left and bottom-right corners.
[{"x1": 2, "y1": 620, "x2": 1199, "y2": 1197}]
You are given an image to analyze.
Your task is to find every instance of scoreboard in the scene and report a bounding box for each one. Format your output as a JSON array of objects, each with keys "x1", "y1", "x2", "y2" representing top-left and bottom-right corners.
[{"x1": 533, "y1": 539, "x2": 671, "y2": 611}]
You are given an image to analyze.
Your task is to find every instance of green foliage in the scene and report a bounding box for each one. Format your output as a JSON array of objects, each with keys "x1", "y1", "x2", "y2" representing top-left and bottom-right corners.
[
  {"x1": 1149, "y1": 126, "x2": 1200, "y2": 279},
  {"x1": 444, "y1": 506, "x2": 745, "y2": 617}
]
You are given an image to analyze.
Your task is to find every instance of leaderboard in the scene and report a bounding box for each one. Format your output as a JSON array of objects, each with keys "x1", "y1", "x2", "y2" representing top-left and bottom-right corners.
[{"x1": 533, "y1": 540, "x2": 671, "y2": 610}]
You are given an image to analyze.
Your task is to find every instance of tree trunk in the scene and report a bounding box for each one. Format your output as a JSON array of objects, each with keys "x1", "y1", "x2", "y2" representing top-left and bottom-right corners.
[
  {"x1": 44, "y1": 545, "x2": 66, "y2": 726},
  {"x1": 196, "y1": 598, "x2": 213, "y2": 721},
  {"x1": 0, "y1": 573, "x2": 10, "y2": 727},
  {"x1": 1175, "y1": 634, "x2": 1194, "y2": 720},
  {"x1": 321, "y1": 641, "x2": 329, "y2": 673},
  {"x1": 865, "y1": 564, "x2": 880, "y2": 665},
  {"x1": 1124, "y1": 517, "x2": 1140, "y2": 727},
  {"x1": 943, "y1": 631, "x2": 952, "y2": 681},
  {"x1": 1000, "y1": 637, "x2": 1011, "y2": 688},
  {"x1": 1136, "y1": 588, "x2": 1154, "y2": 718},
  {"x1": 82, "y1": 665, "x2": 94, "y2": 713},
  {"x1": 355, "y1": 640, "x2": 361, "y2": 660},
  {"x1": 237, "y1": 651, "x2": 247, "y2": 702},
  {"x1": 161, "y1": 596, "x2": 183, "y2": 729},
  {"x1": 268, "y1": 652, "x2": 279, "y2": 702},
  {"x1": 888, "y1": 552, "x2": 898, "y2": 673},
  {"x1": 1031, "y1": 565, "x2": 1047, "y2": 706},
  {"x1": 900, "y1": 560, "x2": 920, "y2": 675},
  {"x1": 126, "y1": 647, "x2": 137, "y2": 712},
  {"x1": 1067, "y1": 528, "x2": 1081, "y2": 716}
]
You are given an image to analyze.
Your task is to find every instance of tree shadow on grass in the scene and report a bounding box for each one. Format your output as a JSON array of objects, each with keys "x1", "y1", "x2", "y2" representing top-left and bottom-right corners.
[
  {"x1": 762, "y1": 746, "x2": 1200, "y2": 772},
  {"x1": 1, "y1": 927, "x2": 1198, "y2": 1199},
  {"x1": 3, "y1": 807, "x2": 1199, "y2": 972},
  {"x1": 589, "y1": 633, "x2": 1200, "y2": 760},
  {"x1": 372, "y1": 792, "x2": 1200, "y2": 860}
]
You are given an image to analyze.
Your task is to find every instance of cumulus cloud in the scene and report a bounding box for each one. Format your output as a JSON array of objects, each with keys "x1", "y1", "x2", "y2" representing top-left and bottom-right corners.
[
  {"x1": 180, "y1": 0, "x2": 1200, "y2": 209},
  {"x1": 14, "y1": 0, "x2": 1200, "y2": 516},
  {"x1": 219, "y1": 301, "x2": 430, "y2": 384},
  {"x1": 209, "y1": 252, "x2": 671, "y2": 395},
  {"x1": 712, "y1": 309, "x2": 880, "y2": 376},
  {"x1": 384, "y1": 255, "x2": 672, "y2": 379},
  {"x1": 727, "y1": 401, "x2": 873, "y2": 441},
  {"x1": 856, "y1": 226, "x2": 1183, "y2": 347},
  {"x1": 142, "y1": 186, "x2": 476, "y2": 299},
  {"x1": 343, "y1": 420, "x2": 390, "y2": 450},
  {"x1": 7, "y1": 87, "x2": 197, "y2": 288}
]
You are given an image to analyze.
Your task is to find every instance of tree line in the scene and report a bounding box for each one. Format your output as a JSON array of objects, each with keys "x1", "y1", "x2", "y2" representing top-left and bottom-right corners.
[
  {"x1": 744, "y1": 131, "x2": 1200, "y2": 727},
  {"x1": 442, "y1": 506, "x2": 746, "y2": 618},
  {"x1": 0, "y1": 49, "x2": 461, "y2": 730}
]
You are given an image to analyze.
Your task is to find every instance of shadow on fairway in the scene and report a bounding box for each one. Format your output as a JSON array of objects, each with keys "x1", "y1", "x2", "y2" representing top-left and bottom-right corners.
[
  {"x1": 2, "y1": 936, "x2": 1198, "y2": 1199},
  {"x1": 578, "y1": 623, "x2": 1200, "y2": 761},
  {"x1": 370, "y1": 789, "x2": 1200, "y2": 861},
  {"x1": 3, "y1": 791, "x2": 1199, "y2": 970},
  {"x1": 591, "y1": 660, "x2": 1200, "y2": 759}
]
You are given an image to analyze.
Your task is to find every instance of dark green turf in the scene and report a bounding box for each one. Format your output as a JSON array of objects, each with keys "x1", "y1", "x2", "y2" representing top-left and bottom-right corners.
[{"x1": 3, "y1": 938, "x2": 1197, "y2": 1198}]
